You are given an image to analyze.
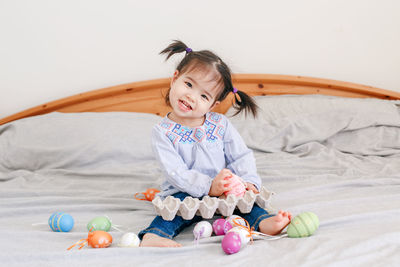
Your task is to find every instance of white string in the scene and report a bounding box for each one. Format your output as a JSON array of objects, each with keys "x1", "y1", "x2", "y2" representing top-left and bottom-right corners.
[
  {"x1": 111, "y1": 225, "x2": 124, "y2": 232},
  {"x1": 104, "y1": 215, "x2": 113, "y2": 224},
  {"x1": 32, "y1": 222, "x2": 46, "y2": 226},
  {"x1": 252, "y1": 231, "x2": 288, "y2": 241}
]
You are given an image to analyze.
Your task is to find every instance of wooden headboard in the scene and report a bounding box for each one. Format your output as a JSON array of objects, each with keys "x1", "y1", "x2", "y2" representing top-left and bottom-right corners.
[{"x1": 1, "y1": 74, "x2": 399, "y2": 125}]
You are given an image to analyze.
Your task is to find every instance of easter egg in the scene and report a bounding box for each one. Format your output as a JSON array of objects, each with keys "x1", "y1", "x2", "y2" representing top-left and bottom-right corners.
[
  {"x1": 224, "y1": 175, "x2": 246, "y2": 197},
  {"x1": 221, "y1": 232, "x2": 242, "y2": 254},
  {"x1": 287, "y1": 212, "x2": 319, "y2": 238},
  {"x1": 48, "y1": 212, "x2": 74, "y2": 232},
  {"x1": 213, "y1": 218, "x2": 232, "y2": 236},
  {"x1": 118, "y1": 232, "x2": 140, "y2": 248},
  {"x1": 88, "y1": 230, "x2": 113, "y2": 248},
  {"x1": 226, "y1": 215, "x2": 247, "y2": 228},
  {"x1": 227, "y1": 227, "x2": 250, "y2": 246},
  {"x1": 193, "y1": 221, "x2": 213, "y2": 239},
  {"x1": 87, "y1": 216, "x2": 112, "y2": 232}
]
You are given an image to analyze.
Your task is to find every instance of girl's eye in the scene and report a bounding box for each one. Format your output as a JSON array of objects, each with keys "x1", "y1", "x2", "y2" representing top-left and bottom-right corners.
[
  {"x1": 201, "y1": 95, "x2": 209, "y2": 101},
  {"x1": 185, "y1": 82, "x2": 192, "y2": 88}
]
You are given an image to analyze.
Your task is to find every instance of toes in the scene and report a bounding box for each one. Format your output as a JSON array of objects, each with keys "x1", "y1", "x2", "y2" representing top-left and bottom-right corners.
[{"x1": 278, "y1": 211, "x2": 292, "y2": 220}]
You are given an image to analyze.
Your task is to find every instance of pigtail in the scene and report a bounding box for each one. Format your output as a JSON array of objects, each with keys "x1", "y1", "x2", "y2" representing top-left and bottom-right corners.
[
  {"x1": 159, "y1": 39, "x2": 256, "y2": 116},
  {"x1": 159, "y1": 40, "x2": 189, "y2": 60},
  {"x1": 231, "y1": 90, "x2": 259, "y2": 117}
]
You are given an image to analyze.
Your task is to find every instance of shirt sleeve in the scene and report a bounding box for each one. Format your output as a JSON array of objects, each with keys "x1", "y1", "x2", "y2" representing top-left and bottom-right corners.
[
  {"x1": 223, "y1": 117, "x2": 262, "y2": 190},
  {"x1": 151, "y1": 126, "x2": 213, "y2": 198}
]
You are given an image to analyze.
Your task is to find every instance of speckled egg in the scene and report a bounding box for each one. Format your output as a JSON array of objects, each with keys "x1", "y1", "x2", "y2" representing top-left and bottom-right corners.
[
  {"x1": 227, "y1": 227, "x2": 250, "y2": 247},
  {"x1": 221, "y1": 232, "x2": 242, "y2": 254},
  {"x1": 213, "y1": 218, "x2": 232, "y2": 236},
  {"x1": 88, "y1": 230, "x2": 113, "y2": 248}
]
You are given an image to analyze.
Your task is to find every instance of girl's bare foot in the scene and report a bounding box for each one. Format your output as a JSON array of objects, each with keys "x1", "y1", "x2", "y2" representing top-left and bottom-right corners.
[
  {"x1": 139, "y1": 233, "x2": 182, "y2": 247},
  {"x1": 259, "y1": 210, "x2": 292, "y2": 235}
]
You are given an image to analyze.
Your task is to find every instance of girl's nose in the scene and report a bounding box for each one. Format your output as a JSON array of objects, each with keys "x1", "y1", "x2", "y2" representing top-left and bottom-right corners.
[{"x1": 186, "y1": 94, "x2": 195, "y2": 103}]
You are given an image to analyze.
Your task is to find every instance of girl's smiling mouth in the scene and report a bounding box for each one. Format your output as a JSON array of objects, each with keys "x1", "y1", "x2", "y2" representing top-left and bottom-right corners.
[{"x1": 179, "y1": 99, "x2": 193, "y2": 111}]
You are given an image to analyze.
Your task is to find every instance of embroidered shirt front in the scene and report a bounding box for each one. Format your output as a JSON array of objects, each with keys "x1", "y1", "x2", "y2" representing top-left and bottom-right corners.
[{"x1": 152, "y1": 112, "x2": 261, "y2": 198}]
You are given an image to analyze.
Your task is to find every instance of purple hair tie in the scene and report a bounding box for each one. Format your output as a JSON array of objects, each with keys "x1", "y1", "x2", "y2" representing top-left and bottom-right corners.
[
  {"x1": 232, "y1": 87, "x2": 238, "y2": 93},
  {"x1": 185, "y1": 47, "x2": 193, "y2": 53}
]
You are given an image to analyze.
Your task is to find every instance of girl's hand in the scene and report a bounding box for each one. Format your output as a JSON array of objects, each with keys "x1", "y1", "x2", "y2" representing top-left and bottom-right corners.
[
  {"x1": 245, "y1": 182, "x2": 259, "y2": 194},
  {"x1": 209, "y1": 169, "x2": 233, "y2": 197}
]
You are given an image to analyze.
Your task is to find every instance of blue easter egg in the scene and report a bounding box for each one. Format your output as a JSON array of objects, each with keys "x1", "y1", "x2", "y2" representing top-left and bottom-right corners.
[{"x1": 48, "y1": 212, "x2": 74, "y2": 232}]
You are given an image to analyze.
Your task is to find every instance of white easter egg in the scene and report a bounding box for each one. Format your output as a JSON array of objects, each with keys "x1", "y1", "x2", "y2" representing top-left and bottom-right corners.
[
  {"x1": 193, "y1": 221, "x2": 213, "y2": 239},
  {"x1": 226, "y1": 215, "x2": 247, "y2": 228},
  {"x1": 118, "y1": 232, "x2": 140, "y2": 248},
  {"x1": 227, "y1": 227, "x2": 250, "y2": 246}
]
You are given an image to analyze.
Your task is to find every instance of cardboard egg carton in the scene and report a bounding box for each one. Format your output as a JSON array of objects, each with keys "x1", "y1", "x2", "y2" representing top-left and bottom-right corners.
[{"x1": 152, "y1": 187, "x2": 275, "y2": 221}]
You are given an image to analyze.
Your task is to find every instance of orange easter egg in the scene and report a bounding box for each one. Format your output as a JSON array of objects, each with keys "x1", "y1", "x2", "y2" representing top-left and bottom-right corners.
[{"x1": 88, "y1": 230, "x2": 113, "y2": 248}]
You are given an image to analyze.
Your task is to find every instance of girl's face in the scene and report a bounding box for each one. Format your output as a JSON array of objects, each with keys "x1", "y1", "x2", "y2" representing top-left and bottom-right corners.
[{"x1": 168, "y1": 68, "x2": 222, "y2": 127}]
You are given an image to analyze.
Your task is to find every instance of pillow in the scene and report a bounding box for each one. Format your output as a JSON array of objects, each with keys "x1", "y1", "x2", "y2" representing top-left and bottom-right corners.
[
  {"x1": 231, "y1": 94, "x2": 400, "y2": 127},
  {"x1": 325, "y1": 126, "x2": 400, "y2": 156},
  {"x1": 0, "y1": 112, "x2": 162, "y2": 171},
  {"x1": 227, "y1": 94, "x2": 400, "y2": 153}
]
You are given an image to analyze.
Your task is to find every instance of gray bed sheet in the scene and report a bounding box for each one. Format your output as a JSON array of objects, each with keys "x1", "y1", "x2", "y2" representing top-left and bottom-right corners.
[{"x1": 1, "y1": 97, "x2": 399, "y2": 267}]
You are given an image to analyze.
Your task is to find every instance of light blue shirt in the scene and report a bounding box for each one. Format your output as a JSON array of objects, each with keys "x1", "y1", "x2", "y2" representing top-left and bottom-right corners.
[{"x1": 152, "y1": 112, "x2": 261, "y2": 198}]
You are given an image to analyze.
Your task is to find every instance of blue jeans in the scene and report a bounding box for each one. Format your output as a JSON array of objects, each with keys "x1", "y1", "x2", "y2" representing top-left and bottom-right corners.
[{"x1": 138, "y1": 192, "x2": 274, "y2": 240}]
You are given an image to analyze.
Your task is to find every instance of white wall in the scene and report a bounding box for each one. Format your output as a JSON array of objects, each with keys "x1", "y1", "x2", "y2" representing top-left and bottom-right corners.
[{"x1": 1, "y1": 0, "x2": 399, "y2": 119}]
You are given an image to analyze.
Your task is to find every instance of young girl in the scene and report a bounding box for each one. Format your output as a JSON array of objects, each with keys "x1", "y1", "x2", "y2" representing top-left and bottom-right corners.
[{"x1": 139, "y1": 40, "x2": 291, "y2": 247}]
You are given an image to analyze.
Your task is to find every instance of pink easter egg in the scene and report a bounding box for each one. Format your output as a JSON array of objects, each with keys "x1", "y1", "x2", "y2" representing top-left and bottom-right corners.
[
  {"x1": 213, "y1": 218, "x2": 232, "y2": 236},
  {"x1": 221, "y1": 232, "x2": 242, "y2": 255},
  {"x1": 224, "y1": 175, "x2": 246, "y2": 197}
]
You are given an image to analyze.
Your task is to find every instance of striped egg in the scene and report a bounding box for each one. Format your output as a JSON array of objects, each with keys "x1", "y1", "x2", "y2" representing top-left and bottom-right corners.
[
  {"x1": 287, "y1": 212, "x2": 319, "y2": 238},
  {"x1": 48, "y1": 212, "x2": 74, "y2": 232}
]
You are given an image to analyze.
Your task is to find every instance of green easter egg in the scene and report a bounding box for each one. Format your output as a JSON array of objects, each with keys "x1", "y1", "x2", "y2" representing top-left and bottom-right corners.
[
  {"x1": 287, "y1": 212, "x2": 319, "y2": 238},
  {"x1": 87, "y1": 216, "x2": 112, "y2": 232}
]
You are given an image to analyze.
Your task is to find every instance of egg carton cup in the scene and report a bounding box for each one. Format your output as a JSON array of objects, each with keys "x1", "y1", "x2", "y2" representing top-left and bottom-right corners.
[{"x1": 152, "y1": 187, "x2": 275, "y2": 221}]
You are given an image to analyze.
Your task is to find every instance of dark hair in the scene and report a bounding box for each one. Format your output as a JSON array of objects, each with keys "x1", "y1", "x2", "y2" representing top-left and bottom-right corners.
[{"x1": 160, "y1": 40, "x2": 258, "y2": 117}]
